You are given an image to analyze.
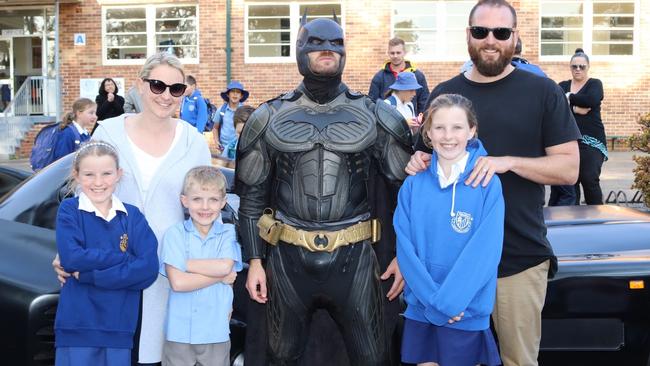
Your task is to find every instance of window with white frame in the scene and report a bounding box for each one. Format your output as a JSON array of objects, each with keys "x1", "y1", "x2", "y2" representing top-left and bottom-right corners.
[
  {"x1": 540, "y1": 0, "x2": 636, "y2": 57},
  {"x1": 245, "y1": 2, "x2": 342, "y2": 62},
  {"x1": 103, "y1": 4, "x2": 198, "y2": 65},
  {"x1": 392, "y1": 0, "x2": 475, "y2": 60}
]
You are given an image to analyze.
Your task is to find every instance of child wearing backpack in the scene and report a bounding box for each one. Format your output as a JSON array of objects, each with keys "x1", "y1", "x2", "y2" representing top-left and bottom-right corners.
[
  {"x1": 30, "y1": 98, "x2": 96, "y2": 171},
  {"x1": 180, "y1": 75, "x2": 208, "y2": 132},
  {"x1": 213, "y1": 81, "x2": 249, "y2": 155},
  {"x1": 55, "y1": 141, "x2": 159, "y2": 366},
  {"x1": 383, "y1": 71, "x2": 423, "y2": 136}
]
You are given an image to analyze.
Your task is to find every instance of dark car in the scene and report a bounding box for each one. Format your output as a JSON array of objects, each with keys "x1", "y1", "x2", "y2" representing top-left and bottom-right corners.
[
  {"x1": 3, "y1": 155, "x2": 650, "y2": 366},
  {"x1": 540, "y1": 205, "x2": 650, "y2": 365},
  {"x1": 0, "y1": 165, "x2": 31, "y2": 198},
  {"x1": 0, "y1": 154, "x2": 246, "y2": 366}
]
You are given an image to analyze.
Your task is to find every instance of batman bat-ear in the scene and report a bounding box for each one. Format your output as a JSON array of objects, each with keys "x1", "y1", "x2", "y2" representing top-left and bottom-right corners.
[
  {"x1": 301, "y1": 10, "x2": 308, "y2": 27},
  {"x1": 332, "y1": 10, "x2": 339, "y2": 24}
]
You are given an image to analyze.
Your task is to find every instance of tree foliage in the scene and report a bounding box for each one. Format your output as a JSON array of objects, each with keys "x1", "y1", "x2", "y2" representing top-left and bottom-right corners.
[{"x1": 629, "y1": 112, "x2": 650, "y2": 207}]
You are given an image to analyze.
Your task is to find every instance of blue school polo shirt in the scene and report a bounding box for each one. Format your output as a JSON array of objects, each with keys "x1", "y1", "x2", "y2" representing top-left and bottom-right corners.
[{"x1": 159, "y1": 219, "x2": 242, "y2": 344}]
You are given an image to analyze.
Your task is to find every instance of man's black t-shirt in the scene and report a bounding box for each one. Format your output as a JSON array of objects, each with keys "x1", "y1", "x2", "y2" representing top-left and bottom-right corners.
[{"x1": 418, "y1": 68, "x2": 581, "y2": 278}]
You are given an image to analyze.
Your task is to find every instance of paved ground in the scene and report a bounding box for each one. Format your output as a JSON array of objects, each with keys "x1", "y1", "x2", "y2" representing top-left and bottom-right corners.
[{"x1": 2, "y1": 151, "x2": 646, "y2": 207}]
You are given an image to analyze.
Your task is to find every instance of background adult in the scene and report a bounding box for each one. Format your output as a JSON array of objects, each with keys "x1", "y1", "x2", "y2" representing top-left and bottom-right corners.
[
  {"x1": 406, "y1": 1, "x2": 580, "y2": 365},
  {"x1": 369, "y1": 37, "x2": 429, "y2": 115},
  {"x1": 55, "y1": 52, "x2": 211, "y2": 365},
  {"x1": 124, "y1": 84, "x2": 143, "y2": 114},
  {"x1": 92, "y1": 77, "x2": 125, "y2": 133},
  {"x1": 558, "y1": 48, "x2": 606, "y2": 205}
]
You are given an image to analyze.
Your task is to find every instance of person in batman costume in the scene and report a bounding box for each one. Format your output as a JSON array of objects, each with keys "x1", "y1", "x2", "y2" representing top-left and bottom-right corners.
[{"x1": 236, "y1": 15, "x2": 412, "y2": 366}]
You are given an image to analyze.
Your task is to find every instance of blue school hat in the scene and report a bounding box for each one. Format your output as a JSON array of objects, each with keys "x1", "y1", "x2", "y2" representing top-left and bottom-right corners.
[
  {"x1": 388, "y1": 71, "x2": 422, "y2": 91},
  {"x1": 221, "y1": 81, "x2": 250, "y2": 102}
]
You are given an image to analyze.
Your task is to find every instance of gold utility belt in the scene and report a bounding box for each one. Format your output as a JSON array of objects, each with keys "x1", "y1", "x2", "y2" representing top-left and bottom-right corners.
[{"x1": 257, "y1": 209, "x2": 381, "y2": 253}]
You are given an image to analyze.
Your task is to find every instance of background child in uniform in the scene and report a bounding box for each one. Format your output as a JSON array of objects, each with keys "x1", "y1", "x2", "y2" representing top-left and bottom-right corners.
[
  {"x1": 383, "y1": 71, "x2": 424, "y2": 137},
  {"x1": 393, "y1": 94, "x2": 504, "y2": 366},
  {"x1": 213, "y1": 81, "x2": 249, "y2": 154},
  {"x1": 223, "y1": 105, "x2": 256, "y2": 162},
  {"x1": 52, "y1": 98, "x2": 96, "y2": 160},
  {"x1": 54, "y1": 141, "x2": 159, "y2": 366},
  {"x1": 160, "y1": 166, "x2": 242, "y2": 366}
]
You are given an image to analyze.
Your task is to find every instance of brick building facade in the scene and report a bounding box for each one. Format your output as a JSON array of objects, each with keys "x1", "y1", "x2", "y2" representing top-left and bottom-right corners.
[{"x1": 53, "y1": 0, "x2": 650, "y2": 139}]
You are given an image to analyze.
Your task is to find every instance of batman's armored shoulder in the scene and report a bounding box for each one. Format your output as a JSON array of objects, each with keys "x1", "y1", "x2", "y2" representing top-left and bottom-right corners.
[{"x1": 373, "y1": 98, "x2": 412, "y2": 147}]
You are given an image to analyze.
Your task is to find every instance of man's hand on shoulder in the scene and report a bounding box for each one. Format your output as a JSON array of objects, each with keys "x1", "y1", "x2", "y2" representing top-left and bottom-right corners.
[
  {"x1": 405, "y1": 151, "x2": 431, "y2": 176},
  {"x1": 465, "y1": 156, "x2": 513, "y2": 188}
]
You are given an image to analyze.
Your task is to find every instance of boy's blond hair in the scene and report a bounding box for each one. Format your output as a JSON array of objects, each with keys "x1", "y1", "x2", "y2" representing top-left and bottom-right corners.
[{"x1": 182, "y1": 166, "x2": 227, "y2": 196}]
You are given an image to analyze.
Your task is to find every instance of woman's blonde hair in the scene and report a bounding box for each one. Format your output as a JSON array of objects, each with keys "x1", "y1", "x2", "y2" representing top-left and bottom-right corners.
[
  {"x1": 420, "y1": 94, "x2": 478, "y2": 149},
  {"x1": 138, "y1": 52, "x2": 185, "y2": 80},
  {"x1": 60, "y1": 98, "x2": 95, "y2": 130}
]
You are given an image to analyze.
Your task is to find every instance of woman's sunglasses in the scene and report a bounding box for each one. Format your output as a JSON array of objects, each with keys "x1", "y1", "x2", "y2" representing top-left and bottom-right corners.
[
  {"x1": 142, "y1": 78, "x2": 187, "y2": 97},
  {"x1": 469, "y1": 26, "x2": 514, "y2": 41},
  {"x1": 571, "y1": 64, "x2": 588, "y2": 71}
]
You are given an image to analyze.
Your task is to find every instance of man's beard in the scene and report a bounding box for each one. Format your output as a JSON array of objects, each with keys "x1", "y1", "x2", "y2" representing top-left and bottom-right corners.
[{"x1": 468, "y1": 42, "x2": 514, "y2": 77}]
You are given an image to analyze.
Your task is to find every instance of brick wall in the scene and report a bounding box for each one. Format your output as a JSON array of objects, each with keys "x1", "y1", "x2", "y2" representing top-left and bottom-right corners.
[{"x1": 59, "y1": 0, "x2": 650, "y2": 139}]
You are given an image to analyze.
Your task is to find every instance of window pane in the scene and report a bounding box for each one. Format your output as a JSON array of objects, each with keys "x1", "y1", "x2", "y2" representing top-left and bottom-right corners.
[
  {"x1": 156, "y1": 19, "x2": 196, "y2": 33},
  {"x1": 592, "y1": 43, "x2": 633, "y2": 55},
  {"x1": 107, "y1": 47, "x2": 147, "y2": 60},
  {"x1": 541, "y1": 43, "x2": 582, "y2": 56},
  {"x1": 157, "y1": 46, "x2": 197, "y2": 59},
  {"x1": 249, "y1": 45, "x2": 290, "y2": 57},
  {"x1": 106, "y1": 34, "x2": 147, "y2": 47},
  {"x1": 156, "y1": 6, "x2": 196, "y2": 19},
  {"x1": 593, "y1": 29, "x2": 633, "y2": 41},
  {"x1": 106, "y1": 20, "x2": 146, "y2": 33},
  {"x1": 249, "y1": 18, "x2": 290, "y2": 31},
  {"x1": 592, "y1": 15, "x2": 634, "y2": 27},
  {"x1": 393, "y1": 16, "x2": 436, "y2": 30},
  {"x1": 299, "y1": 4, "x2": 341, "y2": 17},
  {"x1": 106, "y1": 8, "x2": 146, "y2": 20},
  {"x1": 156, "y1": 33, "x2": 197, "y2": 47},
  {"x1": 394, "y1": 30, "x2": 435, "y2": 44},
  {"x1": 593, "y1": 2, "x2": 635, "y2": 14},
  {"x1": 248, "y1": 31, "x2": 290, "y2": 45},
  {"x1": 542, "y1": 29, "x2": 583, "y2": 42},
  {"x1": 541, "y1": 16, "x2": 583, "y2": 28},
  {"x1": 541, "y1": 2, "x2": 583, "y2": 15},
  {"x1": 394, "y1": 2, "x2": 436, "y2": 17},
  {"x1": 249, "y1": 5, "x2": 289, "y2": 17}
]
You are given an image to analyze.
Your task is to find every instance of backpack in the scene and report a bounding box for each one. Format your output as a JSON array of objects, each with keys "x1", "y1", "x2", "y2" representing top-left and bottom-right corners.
[
  {"x1": 203, "y1": 98, "x2": 219, "y2": 132},
  {"x1": 30, "y1": 123, "x2": 79, "y2": 171}
]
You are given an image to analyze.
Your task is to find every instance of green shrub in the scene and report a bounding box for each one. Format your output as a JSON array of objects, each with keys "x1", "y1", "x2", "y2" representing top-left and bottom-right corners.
[{"x1": 629, "y1": 112, "x2": 650, "y2": 207}]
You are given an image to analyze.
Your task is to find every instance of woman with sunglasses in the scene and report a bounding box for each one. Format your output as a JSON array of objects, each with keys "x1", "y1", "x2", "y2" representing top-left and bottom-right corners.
[
  {"x1": 555, "y1": 48, "x2": 606, "y2": 205},
  {"x1": 53, "y1": 52, "x2": 212, "y2": 365}
]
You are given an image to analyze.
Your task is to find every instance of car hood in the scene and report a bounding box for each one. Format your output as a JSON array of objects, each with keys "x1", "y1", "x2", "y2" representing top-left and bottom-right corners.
[{"x1": 0, "y1": 218, "x2": 60, "y2": 294}]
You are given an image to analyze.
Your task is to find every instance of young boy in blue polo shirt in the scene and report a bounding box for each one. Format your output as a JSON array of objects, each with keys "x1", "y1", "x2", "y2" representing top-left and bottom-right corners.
[{"x1": 160, "y1": 166, "x2": 242, "y2": 366}]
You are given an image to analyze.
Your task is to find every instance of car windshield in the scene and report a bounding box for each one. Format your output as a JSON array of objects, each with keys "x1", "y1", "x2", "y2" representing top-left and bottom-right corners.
[{"x1": 0, "y1": 155, "x2": 73, "y2": 230}]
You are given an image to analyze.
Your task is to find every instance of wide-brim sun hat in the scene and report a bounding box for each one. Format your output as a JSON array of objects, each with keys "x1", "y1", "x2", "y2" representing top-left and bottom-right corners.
[
  {"x1": 221, "y1": 80, "x2": 250, "y2": 102},
  {"x1": 388, "y1": 71, "x2": 422, "y2": 91}
]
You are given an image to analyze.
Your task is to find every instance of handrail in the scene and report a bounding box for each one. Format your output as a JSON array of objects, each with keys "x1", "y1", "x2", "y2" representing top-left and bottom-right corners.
[{"x1": 3, "y1": 76, "x2": 55, "y2": 123}]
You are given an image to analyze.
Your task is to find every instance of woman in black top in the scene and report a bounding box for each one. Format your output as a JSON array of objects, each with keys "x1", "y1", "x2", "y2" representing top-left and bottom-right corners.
[
  {"x1": 558, "y1": 48, "x2": 607, "y2": 205},
  {"x1": 92, "y1": 78, "x2": 125, "y2": 134}
]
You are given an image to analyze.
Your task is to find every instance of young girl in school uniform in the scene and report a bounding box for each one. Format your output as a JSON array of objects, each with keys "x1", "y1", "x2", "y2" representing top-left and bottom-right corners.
[
  {"x1": 54, "y1": 141, "x2": 159, "y2": 366},
  {"x1": 394, "y1": 94, "x2": 504, "y2": 366}
]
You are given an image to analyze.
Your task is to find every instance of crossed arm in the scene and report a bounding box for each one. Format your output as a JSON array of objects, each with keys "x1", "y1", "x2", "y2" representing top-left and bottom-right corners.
[{"x1": 165, "y1": 258, "x2": 236, "y2": 293}]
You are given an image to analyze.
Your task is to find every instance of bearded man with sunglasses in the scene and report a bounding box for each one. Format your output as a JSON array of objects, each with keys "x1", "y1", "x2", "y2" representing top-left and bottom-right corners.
[
  {"x1": 236, "y1": 15, "x2": 411, "y2": 366},
  {"x1": 406, "y1": 1, "x2": 580, "y2": 365}
]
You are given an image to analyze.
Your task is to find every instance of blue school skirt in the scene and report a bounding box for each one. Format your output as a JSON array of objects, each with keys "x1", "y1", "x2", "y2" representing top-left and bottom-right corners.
[
  {"x1": 401, "y1": 318, "x2": 501, "y2": 366},
  {"x1": 56, "y1": 346, "x2": 131, "y2": 366}
]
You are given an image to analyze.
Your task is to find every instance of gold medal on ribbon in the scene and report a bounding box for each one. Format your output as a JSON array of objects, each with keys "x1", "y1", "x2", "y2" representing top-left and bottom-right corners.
[{"x1": 120, "y1": 234, "x2": 129, "y2": 252}]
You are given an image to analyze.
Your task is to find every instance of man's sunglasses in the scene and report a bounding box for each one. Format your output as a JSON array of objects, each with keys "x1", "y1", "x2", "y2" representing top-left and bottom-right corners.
[
  {"x1": 571, "y1": 64, "x2": 588, "y2": 71},
  {"x1": 469, "y1": 26, "x2": 514, "y2": 41},
  {"x1": 142, "y1": 78, "x2": 187, "y2": 97}
]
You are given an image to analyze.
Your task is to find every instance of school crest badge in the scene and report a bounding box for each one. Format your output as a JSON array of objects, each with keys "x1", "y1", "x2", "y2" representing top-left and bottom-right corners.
[{"x1": 451, "y1": 211, "x2": 473, "y2": 234}]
